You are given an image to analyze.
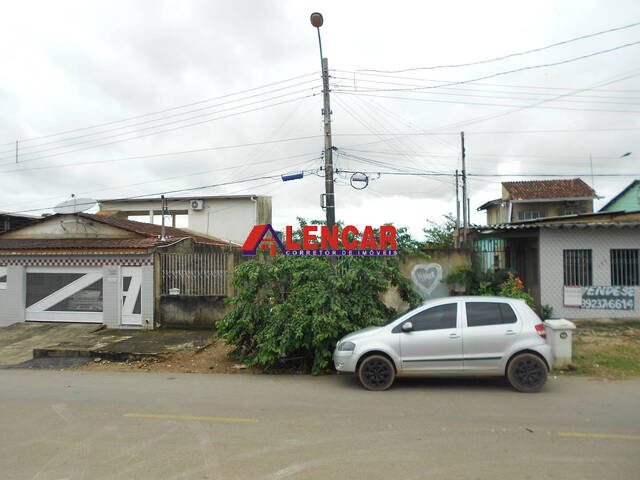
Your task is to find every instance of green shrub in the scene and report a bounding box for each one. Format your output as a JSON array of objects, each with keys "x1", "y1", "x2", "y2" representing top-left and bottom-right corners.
[
  {"x1": 498, "y1": 272, "x2": 536, "y2": 309},
  {"x1": 217, "y1": 224, "x2": 421, "y2": 374}
]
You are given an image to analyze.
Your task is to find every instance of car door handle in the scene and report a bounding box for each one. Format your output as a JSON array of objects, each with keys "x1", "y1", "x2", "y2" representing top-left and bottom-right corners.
[
  {"x1": 505, "y1": 330, "x2": 517, "y2": 335},
  {"x1": 449, "y1": 333, "x2": 460, "y2": 339}
]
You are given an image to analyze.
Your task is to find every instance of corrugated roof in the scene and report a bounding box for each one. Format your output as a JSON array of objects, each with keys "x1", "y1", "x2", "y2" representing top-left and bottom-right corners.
[
  {"x1": 471, "y1": 220, "x2": 640, "y2": 232},
  {"x1": 502, "y1": 178, "x2": 596, "y2": 200},
  {"x1": 79, "y1": 213, "x2": 232, "y2": 246}
]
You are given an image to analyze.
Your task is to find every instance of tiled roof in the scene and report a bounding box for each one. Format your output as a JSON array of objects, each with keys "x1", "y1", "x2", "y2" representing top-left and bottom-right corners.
[
  {"x1": 502, "y1": 179, "x2": 596, "y2": 200},
  {"x1": 0, "y1": 213, "x2": 238, "y2": 252},
  {"x1": 0, "y1": 237, "x2": 170, "y2": 250}
]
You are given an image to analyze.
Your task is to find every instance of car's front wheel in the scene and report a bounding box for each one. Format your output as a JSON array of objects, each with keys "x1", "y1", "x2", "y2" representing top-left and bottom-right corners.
[
  {"x1": 357, "y1": 354, "x2": 395, "y2": 391},
  {"x1": 507, "y1": 353, "x2": 548, "y2": 393}
]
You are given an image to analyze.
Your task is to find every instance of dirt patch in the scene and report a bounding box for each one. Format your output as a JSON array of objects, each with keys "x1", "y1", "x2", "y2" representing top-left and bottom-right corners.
[
  {"x1": 560, "y1": 325, "x2": 640, "y2": 378},
  {"x1": 76, "y1": 338, "x2": 262, "y2": 374}
]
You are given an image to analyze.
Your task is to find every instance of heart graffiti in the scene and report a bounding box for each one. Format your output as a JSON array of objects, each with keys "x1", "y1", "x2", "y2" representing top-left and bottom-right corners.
[{"x1": 411, "y1": 263, "x2": 443, "y2": 299}]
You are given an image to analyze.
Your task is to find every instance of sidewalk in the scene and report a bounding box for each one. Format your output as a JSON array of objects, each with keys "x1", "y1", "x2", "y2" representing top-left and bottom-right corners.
[{"x1": 0, "y1": 322, "x2": 213, "y2": 368}]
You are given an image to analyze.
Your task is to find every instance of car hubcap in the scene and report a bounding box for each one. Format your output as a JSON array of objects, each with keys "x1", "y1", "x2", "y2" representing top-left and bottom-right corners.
[
  {"x1": 514, "y1": 358, "x2": 544, "y2": 388},
  {"x1": 363, "y1": 359, "x2": 391, "y2": 387}
]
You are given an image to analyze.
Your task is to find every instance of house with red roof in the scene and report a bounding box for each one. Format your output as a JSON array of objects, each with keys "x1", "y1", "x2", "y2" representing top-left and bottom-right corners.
[
  {"x1": 477, "y1": 178, "x2": 598, "y2": 225},
  {"x1": 0, "y1": 213, "x2": 240, "y2": 329}
]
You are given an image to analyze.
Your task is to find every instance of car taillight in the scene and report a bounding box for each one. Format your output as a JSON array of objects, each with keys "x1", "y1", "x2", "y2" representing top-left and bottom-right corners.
[{"x1": 535, "y1": 324, "x2": 547, "y2": 340}]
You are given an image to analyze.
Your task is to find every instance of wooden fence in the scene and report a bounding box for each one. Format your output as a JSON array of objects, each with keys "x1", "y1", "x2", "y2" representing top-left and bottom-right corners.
[{"x1": 159, "y1": 252, "x2": 228, "y2": 296}]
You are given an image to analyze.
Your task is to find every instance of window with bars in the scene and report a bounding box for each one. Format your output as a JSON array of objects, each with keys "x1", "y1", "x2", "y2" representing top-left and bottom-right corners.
[
  {"x1": 563, "y1": 249, "x2": 592, "y2": 286},
  {"x1": 611, "y1": 249, "x2": 639, "y2": 286}
]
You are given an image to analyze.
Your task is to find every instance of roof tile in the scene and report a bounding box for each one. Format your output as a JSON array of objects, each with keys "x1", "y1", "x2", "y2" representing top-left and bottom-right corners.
[{"x1": 503, "y1": 179, "x2": 596, "y2": 200}]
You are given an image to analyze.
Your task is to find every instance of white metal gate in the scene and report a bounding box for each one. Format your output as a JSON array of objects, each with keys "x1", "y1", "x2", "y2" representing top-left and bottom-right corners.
[
  {"x1": 121, "y1": 266, "x2": 142, "y2": 326},
  {"x1": 25, "y1": 267, "x2": 104, "y2": 323}
]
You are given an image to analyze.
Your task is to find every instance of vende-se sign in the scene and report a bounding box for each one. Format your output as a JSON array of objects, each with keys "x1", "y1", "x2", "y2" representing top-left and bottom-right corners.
[{"x1": 582, "y1": 286, "x2": 635, "y2": 310}]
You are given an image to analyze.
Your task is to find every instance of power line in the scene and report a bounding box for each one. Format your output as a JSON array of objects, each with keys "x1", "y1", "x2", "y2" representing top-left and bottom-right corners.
[
  {"x1": 0, "y1": 80, "x2": 320, "y2": 158},
  {"x1": 356, "y1": 21, "x2": 640, "y2": 73},
  {"x1": 0, "y1": 94, "x2": 318, "y2": 166},
  {"x1": 331, "y1": 76, "x2": 640, "y2": 105},
  {"x1": 3, "y1": 168, "x2": 320, "y2": 216},
  {"x1": 432, "y1": 67, "x2": 640, "y2": 131},
  {"x1": 335, "y1": 69, "x2": 640, "y2": 94},
  {"x1": 336, "y1": 40, "x2": 640, "y2": 93},
  {"x1": 0, "y1": 135, "x2": 322, "y2": 175},
  {"x1": 333, "y1": 90, "x2": 640, "y2": 114},
  {"x1": 0, "y1": 72, "x2": 318, "y2": 147},
  {"x1": 0, "y1": 152, "x2": 321, "y2": 209}
]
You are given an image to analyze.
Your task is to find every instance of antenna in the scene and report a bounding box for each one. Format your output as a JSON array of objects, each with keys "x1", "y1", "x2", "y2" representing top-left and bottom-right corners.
[{"x1": 53, "y1": 195, "x2": 98, "y2": 214}]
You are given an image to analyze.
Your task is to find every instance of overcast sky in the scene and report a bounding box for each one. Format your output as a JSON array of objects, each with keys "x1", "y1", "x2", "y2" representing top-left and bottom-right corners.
[{"x1": 1, "y1": 0, "x2": 639, "y2": 238}]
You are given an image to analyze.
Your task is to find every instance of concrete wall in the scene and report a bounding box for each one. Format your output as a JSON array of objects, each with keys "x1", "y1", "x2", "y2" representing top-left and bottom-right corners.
[
  {"x1": 158, "y1": 296, "x2": 229, "y2": 329},
  {"x1": 539, "y1": 227, "x2": 640, "y2": 319},
  {"x1": 384, "y1": 248, "x2": 471, "y2": 312}
]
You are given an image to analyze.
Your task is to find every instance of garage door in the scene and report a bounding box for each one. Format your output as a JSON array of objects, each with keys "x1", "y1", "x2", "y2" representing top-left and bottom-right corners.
[{"x1": 25, "y1": 267, "x2": 103, "y2": 323}]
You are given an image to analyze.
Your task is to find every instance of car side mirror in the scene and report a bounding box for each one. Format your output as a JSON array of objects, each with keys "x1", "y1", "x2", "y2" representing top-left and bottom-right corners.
[{"x1": 401, "y1": 321, "x2": 413, "y2": 332}]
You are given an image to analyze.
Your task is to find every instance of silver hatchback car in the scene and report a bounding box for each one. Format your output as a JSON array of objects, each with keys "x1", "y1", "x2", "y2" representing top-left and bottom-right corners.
[{"x1": 333, "y1": 296, "x2": 552, "y2": 392}]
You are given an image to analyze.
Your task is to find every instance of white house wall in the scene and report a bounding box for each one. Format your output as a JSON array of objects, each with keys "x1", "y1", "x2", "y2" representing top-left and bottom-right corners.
[
  {"x1": 188, "y1": 198, "x2": 257, "y2": 244},
  {"x1": 0, "y1": 266, "x2": 26, "y2": 326},
  {"x1": 539, "y1": 228, "x2": 640, "y2": 319},
  {"x1": 0, "y1": 256, "x2": 154, "y2": 328}
]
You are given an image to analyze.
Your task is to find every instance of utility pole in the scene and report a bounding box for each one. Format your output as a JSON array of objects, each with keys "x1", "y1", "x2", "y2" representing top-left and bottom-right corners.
[
  {"x1": 461, "y1": 131, "x2": 468, "y2": 246},
  {"x1": 310, "y1": 12, "x2": 335, "y2": 230},
  {"x1": 15, "y1": 140, "x2": 18, "y2": 164},
  {"x1": 455, "y1": 169, "x2": 460, "y2": 248}
]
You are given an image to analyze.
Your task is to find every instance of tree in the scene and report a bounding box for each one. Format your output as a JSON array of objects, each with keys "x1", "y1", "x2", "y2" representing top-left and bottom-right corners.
[
  {"x1": 216, "y1": 220, "x2": 422, "y2": 374},
  {"x1": 423, "y1": 213, "x2": 457, "y2": 248}
]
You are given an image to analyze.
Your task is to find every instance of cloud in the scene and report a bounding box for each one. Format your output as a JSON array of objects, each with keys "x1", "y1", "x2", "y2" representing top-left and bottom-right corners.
[{"x1": 1, "y1": 0, "x2": 639, "y2": 236}]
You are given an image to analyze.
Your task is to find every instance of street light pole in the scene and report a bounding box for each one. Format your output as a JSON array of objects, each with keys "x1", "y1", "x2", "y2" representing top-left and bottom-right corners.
[{"x1": 310, "y1": 12, "x2": 336, "y2": 230}]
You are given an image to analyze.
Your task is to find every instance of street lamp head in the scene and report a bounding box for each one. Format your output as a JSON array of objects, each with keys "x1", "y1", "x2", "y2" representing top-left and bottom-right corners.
[{"x1": 310, "y1": 12, "x2": 324, "y2": 28}]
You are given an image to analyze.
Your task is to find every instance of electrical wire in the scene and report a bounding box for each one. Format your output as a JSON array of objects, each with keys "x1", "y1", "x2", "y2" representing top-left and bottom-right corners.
[
  {"x1": 338, "y1": 40, "x2": 640, "y2": 93},
  {"x1": 333, "y1": 90, "x2": 640, "y2": 114},
  {"x1": 356, "y1": 22, "x2": 640, "y2": 73},
  {"x1": 335, "y1": 68, "x2": 640, "y2": 94},
  {"x1": 331, "y1": 76, "x2": 640, "y2": 106},
  {"x1": 0, "y1": 91, "x2": 320, "y2": 165},
  {"x1": 3, "y1": 167, "x2": 320, "y2": 216},
  {"x1": 0, "y1": 72, "x2": 318, "y2": 148},
  {"x1": 0, "y1": 135, "x2": 323, "y2": 175},
  {"x1": 1, "y1": 81, "x2": 320, "y2": 159}
]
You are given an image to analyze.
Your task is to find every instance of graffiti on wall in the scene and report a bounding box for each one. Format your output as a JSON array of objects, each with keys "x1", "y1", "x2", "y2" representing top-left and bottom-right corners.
[{"x1": 410, "y1": 263, "x2": 449, "y2": 301}]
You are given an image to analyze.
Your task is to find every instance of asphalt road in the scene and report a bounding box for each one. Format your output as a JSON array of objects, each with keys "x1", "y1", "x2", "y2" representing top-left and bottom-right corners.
[{"x1": 1, "y1": 370, "x2": 639, "y2": 480}]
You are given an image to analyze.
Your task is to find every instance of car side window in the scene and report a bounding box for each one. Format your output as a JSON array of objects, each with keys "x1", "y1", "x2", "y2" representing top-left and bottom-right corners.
[
  {"x1": 465, "y1": 302, "x2": 517, "y2": 327},
  {"x1": 396, "y1": 303, "x2": 457, "y2": 332}
]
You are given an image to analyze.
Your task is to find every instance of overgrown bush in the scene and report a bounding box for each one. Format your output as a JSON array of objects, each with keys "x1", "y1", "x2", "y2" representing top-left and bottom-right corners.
[
  {"x1": 217, "y1": 222, "x2": 422, "y2": 374},
  {"x1": 498, "y1": 272, "x2": 536, "y2": 309}
]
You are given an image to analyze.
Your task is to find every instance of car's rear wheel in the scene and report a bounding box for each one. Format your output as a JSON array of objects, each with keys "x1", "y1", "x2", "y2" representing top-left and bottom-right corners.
[
  {"x1": 357, "y1": 355, "x2": 395, "y2": 391},
  {"x1": 507, "y1": 353, "x2": 547, "y2": 393}
]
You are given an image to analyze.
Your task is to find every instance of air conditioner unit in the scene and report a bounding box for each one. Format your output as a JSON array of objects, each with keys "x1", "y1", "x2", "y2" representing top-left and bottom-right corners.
[{"x1": 190, "y1": 199, "x2": 204, "y2": 210}]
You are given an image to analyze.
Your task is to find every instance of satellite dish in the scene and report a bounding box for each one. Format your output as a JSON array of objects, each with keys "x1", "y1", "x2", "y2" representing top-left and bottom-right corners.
[{"x1": 53, "y1": 197, "x2": 97, "y2": 214}]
